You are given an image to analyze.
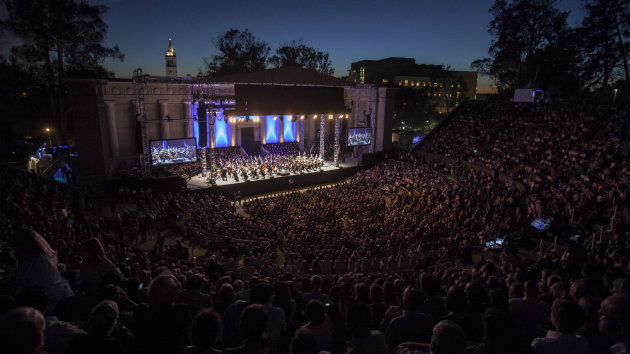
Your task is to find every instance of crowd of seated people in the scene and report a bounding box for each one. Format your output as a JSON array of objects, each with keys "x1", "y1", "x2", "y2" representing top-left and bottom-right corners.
[
  {"x1": 263, "y1": 143, "x2": 301, "y2": 157},
  {"x1": 421, "y1": 101, "x2": 630, "y2": 237},
  {"x1": 0, "y1": 101, "x2": 629, "y2": 354},
  {"x1": 212, "y1": 147, "x2": 249, "y2": 164},
  {"x1": 152, "y1": 162, "x2": 201, "y2": 179}
]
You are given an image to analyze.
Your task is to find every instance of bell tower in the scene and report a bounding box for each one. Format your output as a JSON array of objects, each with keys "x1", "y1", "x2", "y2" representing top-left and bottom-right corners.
[{"x1": 165, "y1": 38, "x2": 177, "y2": 77}]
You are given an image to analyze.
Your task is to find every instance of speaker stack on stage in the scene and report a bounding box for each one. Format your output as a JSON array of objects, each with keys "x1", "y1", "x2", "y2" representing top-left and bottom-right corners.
[{"x1": 197, "y1": 103, "x2": 208, "y2": 147}]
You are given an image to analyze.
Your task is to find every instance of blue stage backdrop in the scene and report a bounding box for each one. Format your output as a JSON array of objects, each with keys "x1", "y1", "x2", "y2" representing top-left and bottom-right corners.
[
  {"x1": 266, "y1": 116, "x2": 278, "y2": 143},
  {"x1": 283, "y1": 115, "x2": 296, "y2": 142},
  {"x1": 215, "y1": 111, "x2": 229, "y2": 147}
]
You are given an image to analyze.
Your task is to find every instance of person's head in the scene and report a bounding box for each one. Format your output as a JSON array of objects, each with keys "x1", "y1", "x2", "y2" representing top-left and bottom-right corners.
[
  {"x1": 0, "y1": 306, "x2": 46, "y2": 354},
  {"x1": 403, "y1": 287, "x2": 425, "y2": 312},
  {"x1": 250, "y1": 282, "x2": 273, "y2": 305},
  {"x1": 570, "y1": 278, "x2": 598, "y2": 301},
  {"x1": 421, "y1": 275, "x2": 441, "y2": 297},
  {"x1": 551, "y1": 299, "x2": 584, "y2": 334},
  {"x1": 149, "y1": 274, "x2": 181, "y2": 305},
  {"x1": 310, "y1": 275, "x2": 322, "y2": 290},
  {"x1": 612, "y1": 278, "x2": 630, "y2": 297},
  {"x1": 599, "y1": 294, "x2": 630, "y2": 343},
  {"x1": 430, "y1": 320, "x2": 467, "y2": 354},
  {"x1": 346, "y1": 302, "x2": 371, "y2": 338},
  {"x1": 187, "y1": 274, "x2": 204, "y2": 291},
  {"x1": 524, "y1": 280, "x2": 538, "y2": 298},
  {"x1": 551, "y1": 281, "x2": 566, "y2": 300},
  {"x1": 305, "y1": 300, "x2": 326, "y2": 326},
  {"x1": 446, "y1": 285, "x2": 466, "y2": 314},
  {"x1": 88, "y1": 300, "x2": 119, "y2": 336},
  {"x1": 80, "y1": 238, "x2": 106, "y2": 264},
  {"x1": 217, "y1": 283, "x2": 236, "y2": 304},
  {"x1": 354, "y1": 283, "x2": 370, "y2": 303},
  {"x1": 509, "y1": 282, "x2": 523, "y2": 299},
  {"x1": 290, "y1": 328, "x2": 319, "y2": 354},
  {"x1": 8, "y1": 228, "x2": 55, "y2": 261},
  {"x1": 190, "y1": 308, "x2": 222, "y2": 351},
  {"x1": 578, "y1": 296, "x2": 600, "y2": 335},
  {"x1": 240, "y1": 304, "x2": 267, "y2": 344}
]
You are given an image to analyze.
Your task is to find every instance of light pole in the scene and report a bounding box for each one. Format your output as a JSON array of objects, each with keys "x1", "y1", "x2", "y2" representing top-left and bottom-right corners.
[
  {"x1": 613, "y1": 88, "x2": 618, "y2": 104},
  {"x1": 45, "y1": 127, "x2": 52, "y2": 146}
]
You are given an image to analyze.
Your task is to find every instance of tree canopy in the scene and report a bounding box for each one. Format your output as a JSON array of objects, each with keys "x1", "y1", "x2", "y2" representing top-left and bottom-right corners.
[
  {"x1": 205, "y1": 30, "x2": 335, "y2": 76},
  {"x1": 1, "y1": 0, "x2": 124, "y2": 143},
  {"x1": 473, "y1": 0, "x2": 629, "y2": 100},
  {"x1": 204, "y1": 28, "x2": 270, "y2": 76},
  {"x1": 269, "y1": 40, "x2": 334, "y2": 75}
]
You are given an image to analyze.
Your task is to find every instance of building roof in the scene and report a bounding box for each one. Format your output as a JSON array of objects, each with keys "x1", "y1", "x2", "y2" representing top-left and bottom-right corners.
[{"x1": 211, "y1": 67, "x2": 353, "y2": 87}]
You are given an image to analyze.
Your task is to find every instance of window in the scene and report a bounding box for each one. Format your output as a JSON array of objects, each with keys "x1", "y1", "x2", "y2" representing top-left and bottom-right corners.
[
  {"x1": 404, "y1": 79, "x2": 408, "y2": 86},
  {"x1": 359, "y1": 67, "x2": 365, "y2": 84}
]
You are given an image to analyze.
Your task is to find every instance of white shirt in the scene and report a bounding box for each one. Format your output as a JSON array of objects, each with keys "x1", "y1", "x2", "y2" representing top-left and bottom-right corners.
[
  {"x1": 611, "y1": 342, "x2": 630, "y2": 354},
  {"x1": 531, "y1": 330, "x2": 591, "y2": 354}
]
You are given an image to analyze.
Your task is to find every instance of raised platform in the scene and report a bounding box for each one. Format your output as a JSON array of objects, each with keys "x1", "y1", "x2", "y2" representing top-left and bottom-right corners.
[{"x1": 188, "y1": 159, "x2": 360, "y2": 198}]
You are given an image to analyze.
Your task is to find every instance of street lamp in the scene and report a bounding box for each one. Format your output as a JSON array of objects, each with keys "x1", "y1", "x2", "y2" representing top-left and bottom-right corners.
[
  {"x1": 613, "y1": 88, "x2": 618, "y2": 104},
  {"x1": 45, "y1": 127, "x2": 52, "y2": 147}
]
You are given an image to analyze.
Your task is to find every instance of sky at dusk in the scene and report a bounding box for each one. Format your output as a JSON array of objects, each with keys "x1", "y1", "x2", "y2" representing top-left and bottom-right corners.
[{"x1": 5, "y1": 0, "x2": 588, "y2": 92}]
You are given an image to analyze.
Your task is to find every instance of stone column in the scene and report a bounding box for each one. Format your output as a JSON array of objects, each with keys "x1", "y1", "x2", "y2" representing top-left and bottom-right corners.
[
  {"x1": 158, "y1": 99, "x2": 170, "y2": 139},
  {"x1": 183, "y1": 100, "x2": 193, "y2": 138},
  {"x1": 261, "y1": 116, "x2": 267, "y2": 145},
  {"x1": 104, "y1": 100, "x2": 119, "y2": 158},
  {"x1": 298, "y1": 117, "x2": 304, "y2": 152},
  {"x1": 254, "y1": 118, "x2": 260, "y2": 141},
  {"x1": 319, "y1": 114, "x2": 325, "y2": 159},
  {"x1": 370, "y1": 87, "x2": 377, "y2": 154},
  {"x1": 334, "y1": 115, "x2": 340, "y2": 165},
  {"x1": 278, "y1": 117, "x2": 283, "y2": 143},
  {"x1": 230, "y1": 120, "x2": 237, "y2": 147}
]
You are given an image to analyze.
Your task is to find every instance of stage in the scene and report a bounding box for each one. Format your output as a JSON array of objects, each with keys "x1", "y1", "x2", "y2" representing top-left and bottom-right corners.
[{"x1": 187, "y1": 158, "x2": 361, "y2": 197}]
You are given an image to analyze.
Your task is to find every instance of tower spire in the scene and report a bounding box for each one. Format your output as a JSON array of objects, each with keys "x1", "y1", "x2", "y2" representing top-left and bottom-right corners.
[{"x1": 165, "y1": 38, "x2": 177, "y2": 77}]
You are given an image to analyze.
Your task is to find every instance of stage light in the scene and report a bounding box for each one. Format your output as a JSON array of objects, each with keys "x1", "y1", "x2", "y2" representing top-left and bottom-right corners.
[
  {"x1": 273, "y1": 116, "x2": 277, "y2": 120},
  {"x1": 313, "y1": 115, "x2": 318, "y2": 119},
  {"x1": 328, "y1": 114, "x2": 333, "y2": 120},
  {"x1": 300, "y1": 115, "x2": 305, "y2": 120}
]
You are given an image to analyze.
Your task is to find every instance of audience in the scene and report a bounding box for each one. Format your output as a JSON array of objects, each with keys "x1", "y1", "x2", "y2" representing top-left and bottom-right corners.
[
  {"x1": 0, "y1": 306, "x2": 47, "y2": 354},
  {"x1": 182, "y1": 308, "x2": 223, "y2": 354},
  {"x1": 0, "y1": 101, "x2": 628, "y2": 354},
  {"x1": 530, "y1": 299, "x2": 589, "y2": 354}
]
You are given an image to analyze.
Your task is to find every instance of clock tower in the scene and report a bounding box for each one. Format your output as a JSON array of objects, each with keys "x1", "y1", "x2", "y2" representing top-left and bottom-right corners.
[{"x1": 165, "y1": 38, "x2": 177, "y2": 77}]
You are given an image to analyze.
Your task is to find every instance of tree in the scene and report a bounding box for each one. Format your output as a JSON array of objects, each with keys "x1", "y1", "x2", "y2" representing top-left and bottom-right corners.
[
  {"x1": 475, "y1": 0, "x2": 578, "y2": 96},
  {"x1": 1, "y1": 0, "x2": 124, "y2": 144},
  {"x1": 580, "y1": 0, "x2": 629, "y2": 97},
  {"x1": 205, "y1": 28, "x2": 270, "y2": 76},
  {"x1": 269, "y1": 40, "x2": 334, "y2": 75}
]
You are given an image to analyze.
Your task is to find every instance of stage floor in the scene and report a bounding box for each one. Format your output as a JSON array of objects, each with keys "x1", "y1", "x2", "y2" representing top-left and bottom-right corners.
[{"x1": 186, "y1": 158, "x2": 359, "y2": 190}]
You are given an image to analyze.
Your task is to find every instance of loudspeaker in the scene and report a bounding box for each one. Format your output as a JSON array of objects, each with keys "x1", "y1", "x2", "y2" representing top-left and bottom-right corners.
[{"x1": 198, "y1": 104, "x2": 208, "y2": 147}]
